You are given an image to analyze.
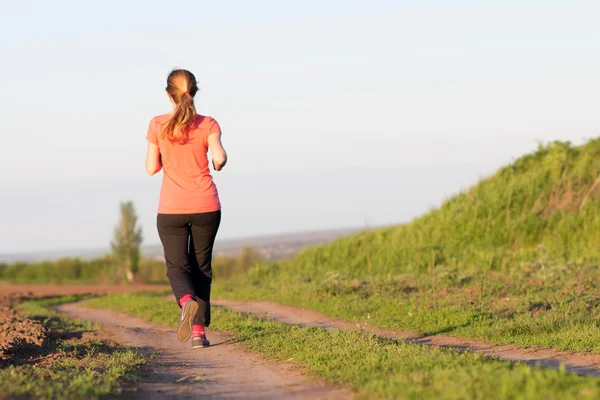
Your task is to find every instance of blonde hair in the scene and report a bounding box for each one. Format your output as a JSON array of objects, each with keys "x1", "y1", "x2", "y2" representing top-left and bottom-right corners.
[{"x1": 160, "y1": 69, "x2": 198, "y2": 143}]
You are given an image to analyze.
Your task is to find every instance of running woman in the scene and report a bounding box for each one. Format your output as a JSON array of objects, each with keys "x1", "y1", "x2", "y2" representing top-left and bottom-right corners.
[{"x1": 145, "y1": 69, "x2": 227, "y2": 348}]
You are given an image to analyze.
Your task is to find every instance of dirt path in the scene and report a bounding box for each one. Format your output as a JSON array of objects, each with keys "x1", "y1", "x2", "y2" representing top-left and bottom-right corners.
[
  {"x1": 212, "y1": 299, "x2": 600, "y2": 377},
  {"x1": 57, "y1": 303, "x2": 350, "y2": 400}
]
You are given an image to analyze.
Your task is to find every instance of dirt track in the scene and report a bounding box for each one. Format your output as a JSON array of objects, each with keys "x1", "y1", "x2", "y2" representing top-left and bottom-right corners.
[
  {"x1": 7, "y1": 283, "x2": 599, "y2": 398},
  {"x1": 212, "y1": 299, "x2": 600, "y2": 377},
  {"x1": 57, "y1": 302, "x2": 351, "y2": 400}
]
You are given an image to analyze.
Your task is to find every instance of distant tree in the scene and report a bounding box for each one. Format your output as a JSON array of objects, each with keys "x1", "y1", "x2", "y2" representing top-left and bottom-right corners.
[
  {"x1": 111, "y1": 201, "x2": 143, "y2": 283},
  {"x1": 237, "y1": 247, "x2": 260, "y2": 270}
]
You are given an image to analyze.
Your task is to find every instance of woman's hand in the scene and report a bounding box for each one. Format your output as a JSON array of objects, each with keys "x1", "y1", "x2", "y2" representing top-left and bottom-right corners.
[{"x1": 212, "y1": 158, "x2": 227, "y2": 171}]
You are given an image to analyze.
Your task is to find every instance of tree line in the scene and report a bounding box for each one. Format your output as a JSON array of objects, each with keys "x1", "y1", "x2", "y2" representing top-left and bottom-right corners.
[{"x1": 0, "y1": 201, "x2": 260, "y2": 284}]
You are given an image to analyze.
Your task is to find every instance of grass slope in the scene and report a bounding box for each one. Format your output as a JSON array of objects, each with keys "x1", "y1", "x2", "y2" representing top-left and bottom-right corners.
[{"x1": 287, "y1": 140, "x2": 600, "y2": 277}]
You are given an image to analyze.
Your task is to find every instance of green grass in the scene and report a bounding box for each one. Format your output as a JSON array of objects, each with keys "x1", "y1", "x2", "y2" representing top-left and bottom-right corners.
[
  {"x1": 214, "y1": 262, "x2": 600, "y2": 352},
  {"x1": 85, "y1": 291, "x2": 600, "y2": 400},
  {"x1": 1, "y1": 349, "x2": 144, "y2": 400},
  {"x1": 1, "y1": 296, "x2": 145, "y2": 400}
]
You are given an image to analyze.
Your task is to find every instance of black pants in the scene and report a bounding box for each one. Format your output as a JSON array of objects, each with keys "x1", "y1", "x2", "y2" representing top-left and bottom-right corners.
[{"x1": 157, "y1": 210, "x2": 221, "y2": 327}]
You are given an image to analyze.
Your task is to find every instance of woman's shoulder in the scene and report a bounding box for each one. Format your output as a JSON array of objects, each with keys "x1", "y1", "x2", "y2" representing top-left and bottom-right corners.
[
  {"x1": 196, "y1": 114, "x2": 217, "y2": 124},
  {"x1": 147, "y1": 114, "x2": 171, "y2": 133},
  {"x1": 193, "y1": 114, "x2": 219, "y2": 132},
  {"x1": 150, "y1": 113, "x2": 171, "y2": 124}
]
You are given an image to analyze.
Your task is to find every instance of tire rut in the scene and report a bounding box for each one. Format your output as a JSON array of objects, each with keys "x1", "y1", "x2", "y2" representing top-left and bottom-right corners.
[{"x1": 212, "y1": 298, "x2": 600, "y2": 377}]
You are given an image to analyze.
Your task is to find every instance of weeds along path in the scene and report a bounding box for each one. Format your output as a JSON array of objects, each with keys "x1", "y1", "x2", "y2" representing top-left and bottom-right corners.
[
  {"x1": 212, "y1": 299, "x2": 600, "y2": 377},
  {"x1": 57, "y1": 302, "x2": 350, "y2": 400}
]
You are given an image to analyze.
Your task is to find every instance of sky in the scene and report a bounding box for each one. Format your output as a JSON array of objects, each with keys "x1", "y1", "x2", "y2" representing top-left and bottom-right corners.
[{"x1": 0, "y1": 1, "x2": 599, "y2": 254}]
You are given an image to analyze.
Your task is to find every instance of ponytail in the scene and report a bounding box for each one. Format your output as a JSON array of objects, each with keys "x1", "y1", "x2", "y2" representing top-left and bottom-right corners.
[{"x1": 160, "y1": 69, "x2": 198, "y2": 143}]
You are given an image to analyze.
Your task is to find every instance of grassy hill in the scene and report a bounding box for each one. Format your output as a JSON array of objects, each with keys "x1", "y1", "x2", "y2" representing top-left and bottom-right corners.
[{"x1": 273, "y1": 139, "x2": 600, "y2": 281}]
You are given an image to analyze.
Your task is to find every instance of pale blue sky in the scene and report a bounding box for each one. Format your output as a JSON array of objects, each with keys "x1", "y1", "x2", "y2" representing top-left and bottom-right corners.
[{"x1": 1, "y1": 1, "x2": 599, "y2": 254}]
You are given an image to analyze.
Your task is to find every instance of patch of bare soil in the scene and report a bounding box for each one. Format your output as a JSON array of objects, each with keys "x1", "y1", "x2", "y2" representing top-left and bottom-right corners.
[
  {"x1": 212, "y1": 299, "x2": 600, "y2": 377},
  {"x1": 0, "y1": 292, "x2": 123, "y2": 369},
  {"x1": 57, "y1": 303, "x2": 351, "y2": 400},
  {"x1": 0, "y1": 284, "x2": 165, "y2": 368},
  {"x1": 0, "y1": 303, "x2": 46, "y2": 367}
]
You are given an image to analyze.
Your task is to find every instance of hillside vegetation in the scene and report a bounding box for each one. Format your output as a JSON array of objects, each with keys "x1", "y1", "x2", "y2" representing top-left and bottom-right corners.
[{"x1": 277, "y1": 139, "x2": 600, "y2": 280}]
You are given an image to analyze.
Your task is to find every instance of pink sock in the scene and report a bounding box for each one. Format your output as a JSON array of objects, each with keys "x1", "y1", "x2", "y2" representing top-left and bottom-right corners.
[
  {"x1": 193, "y1": 324, "x2": 205, "y2": 336},
  {"x1": 179, "y1": 294, "x2": 194, "y2": 308}
]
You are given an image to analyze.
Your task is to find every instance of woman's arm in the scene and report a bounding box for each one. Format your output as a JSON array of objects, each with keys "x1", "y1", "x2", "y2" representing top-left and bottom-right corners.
[
  {"x1": 145, "y1": 142, "x2": 162, "y2": 176},
  {"x1": 208, "y1": 132, "x2": 227, "y2": 171}
]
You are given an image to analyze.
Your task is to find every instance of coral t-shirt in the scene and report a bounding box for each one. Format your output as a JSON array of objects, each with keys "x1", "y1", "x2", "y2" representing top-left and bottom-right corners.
[{"x1": 146, "y1": 114, "x2": 221, "y2": 214}]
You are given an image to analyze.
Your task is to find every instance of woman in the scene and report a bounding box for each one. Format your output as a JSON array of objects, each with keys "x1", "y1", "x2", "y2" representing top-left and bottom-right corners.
[{"x1": 145, "y1": 69, "x2": 227, "y2": 349}]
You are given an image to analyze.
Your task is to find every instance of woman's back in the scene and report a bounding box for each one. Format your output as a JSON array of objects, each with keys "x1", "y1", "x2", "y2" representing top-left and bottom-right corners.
[{"x1": 146, "y1": 113, "x2": 222, "y2": 214}]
